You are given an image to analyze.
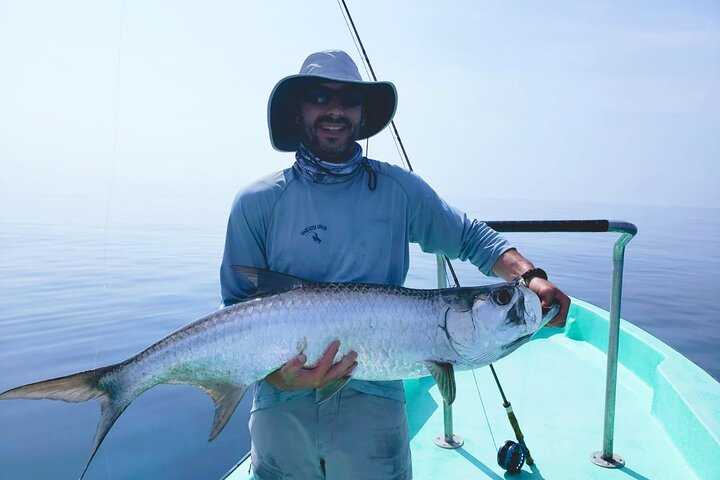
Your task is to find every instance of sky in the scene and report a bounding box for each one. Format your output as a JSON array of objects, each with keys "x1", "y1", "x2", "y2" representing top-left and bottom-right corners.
[{"x1": 0, "y1": 0, "x2": 718, "y2": 210}]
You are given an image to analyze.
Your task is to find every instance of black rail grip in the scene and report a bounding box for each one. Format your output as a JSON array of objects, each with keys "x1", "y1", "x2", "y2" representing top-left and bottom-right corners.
[{"x1": 485, "y1": 220, "x2": 611, "y2": 233}]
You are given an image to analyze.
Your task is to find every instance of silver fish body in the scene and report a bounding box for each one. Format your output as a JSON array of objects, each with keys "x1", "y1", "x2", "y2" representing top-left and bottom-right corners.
[{"x1": 0, "y1": 266, "x2": 549, "y2": 478}]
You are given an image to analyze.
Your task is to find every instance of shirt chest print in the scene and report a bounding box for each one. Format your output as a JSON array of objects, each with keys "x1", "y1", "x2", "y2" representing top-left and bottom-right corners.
[{"x1": 300, "y1": 224, "x2": 328, "y2": 244}]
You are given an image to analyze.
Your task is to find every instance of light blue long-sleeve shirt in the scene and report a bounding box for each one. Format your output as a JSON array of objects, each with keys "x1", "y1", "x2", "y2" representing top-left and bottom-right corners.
[{"x1": 220, "y1": 157, "x2": 512, "y2": 410}]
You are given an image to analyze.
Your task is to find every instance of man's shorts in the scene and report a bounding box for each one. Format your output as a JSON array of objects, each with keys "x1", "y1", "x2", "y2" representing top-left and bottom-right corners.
[{"x1": 249, "y1": 387, "x2": 412, "y2": 479}]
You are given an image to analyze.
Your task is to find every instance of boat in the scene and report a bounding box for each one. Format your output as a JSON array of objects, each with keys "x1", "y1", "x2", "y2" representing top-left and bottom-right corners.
[{"x1": 222, "y1": 220, "x2": 720, "y2": 479}]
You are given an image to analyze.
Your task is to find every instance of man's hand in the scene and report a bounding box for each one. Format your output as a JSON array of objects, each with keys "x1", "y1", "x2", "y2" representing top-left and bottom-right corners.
[
  {"x1": 525, "y1": 277, "x2": 570, "y2": 328},
  {"x1": 265, "y1": 340, "x2": 358, "y2": 391},
  {"x1": 492, "y1": 249, "x2": 570, "y2": 328}
]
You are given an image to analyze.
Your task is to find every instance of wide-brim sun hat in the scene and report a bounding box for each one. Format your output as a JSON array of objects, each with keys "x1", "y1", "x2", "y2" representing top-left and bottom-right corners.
[{"x1": 268, "y1": 49, "x2": 397, "y2": 152}]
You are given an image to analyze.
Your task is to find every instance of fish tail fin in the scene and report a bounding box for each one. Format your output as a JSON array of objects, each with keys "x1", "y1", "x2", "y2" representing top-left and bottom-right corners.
[
  {"x1": 80, "y1": 393, "x2": 131, "y2": 479},
  {"x1": 0, "y1": 365, "x2": 133, "y2": 479}
]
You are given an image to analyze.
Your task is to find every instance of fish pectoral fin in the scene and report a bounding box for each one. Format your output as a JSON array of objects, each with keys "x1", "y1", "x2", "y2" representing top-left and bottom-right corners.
[
  {"x1": 197, "y1": 382, "x2": 249, "y2": 441},
  {"x1": 315, "y1": 377, "x2": 352, "y2": 405},
  {"x1": 425, "y1": 361, "x2": 456, "y2": 405}
]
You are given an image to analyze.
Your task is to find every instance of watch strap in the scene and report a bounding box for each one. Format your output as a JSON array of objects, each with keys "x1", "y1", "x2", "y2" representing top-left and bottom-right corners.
[{"x1": 521, "y1": 267, "x2": 548, "y2": 284}]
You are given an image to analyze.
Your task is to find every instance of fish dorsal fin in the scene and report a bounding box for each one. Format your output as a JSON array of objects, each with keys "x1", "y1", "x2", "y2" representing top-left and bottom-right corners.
[
  {"x1": 315, "y1": 377, "x2": 352, "y2": 405},
  {"x1": 231, "y1": 265, "x2": 310, "y2": 297},
  {"x1": 425, "y1": 361, "x2": 456, "y2": 405},
  {"x1": 196, "y1": 381, "x2": 249, "y2": 441}
]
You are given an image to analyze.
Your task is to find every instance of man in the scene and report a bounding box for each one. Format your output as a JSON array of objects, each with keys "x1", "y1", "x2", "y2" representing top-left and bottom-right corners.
[{"x1": 220, "y1": 50, "x2": 570, "y2": 479}]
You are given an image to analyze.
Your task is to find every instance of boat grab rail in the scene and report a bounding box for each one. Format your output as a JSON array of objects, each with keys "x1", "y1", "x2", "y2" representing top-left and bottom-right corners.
[{"x1": 436, "y1": 219, "x2": 637, "y2": 469}]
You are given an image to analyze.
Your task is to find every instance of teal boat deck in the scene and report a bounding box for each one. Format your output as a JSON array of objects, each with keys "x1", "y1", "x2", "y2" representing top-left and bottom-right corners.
[{"x1": 224, "y1": 299, "x2": 720, "y2": 479}]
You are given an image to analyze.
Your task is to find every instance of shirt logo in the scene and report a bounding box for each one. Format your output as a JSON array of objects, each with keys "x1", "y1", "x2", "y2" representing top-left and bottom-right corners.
[{"x1": 300, "y1": 224, "x2": 327, "y2": 244}]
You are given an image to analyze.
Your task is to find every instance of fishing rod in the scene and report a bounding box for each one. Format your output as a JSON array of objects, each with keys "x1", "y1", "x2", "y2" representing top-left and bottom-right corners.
[
  {"x1": 337, "y1": 0, "x2": 533, "y2": 473},
  {"x1": 336, "y1": 0, "x2": 414, "y2": 173},
  {"x1": 336, "y1": 0, "x2": 460, "y2": 282}
]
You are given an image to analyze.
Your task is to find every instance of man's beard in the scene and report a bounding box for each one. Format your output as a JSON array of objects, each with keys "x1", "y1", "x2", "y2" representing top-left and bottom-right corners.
[{"x1": 302, "y1": 116, "x2": 360, "y2": 159}]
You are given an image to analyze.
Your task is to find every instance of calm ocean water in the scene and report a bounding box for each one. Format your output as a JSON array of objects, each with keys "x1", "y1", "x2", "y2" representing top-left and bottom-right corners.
[{"x1": 1, "y1": 189, "x2": 718, "y2": 479}]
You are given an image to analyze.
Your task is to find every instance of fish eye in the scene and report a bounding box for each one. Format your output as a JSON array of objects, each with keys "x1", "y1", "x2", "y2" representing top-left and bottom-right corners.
[{"x1": 493, "y1": 287, "x2": 513, "y2": 306}]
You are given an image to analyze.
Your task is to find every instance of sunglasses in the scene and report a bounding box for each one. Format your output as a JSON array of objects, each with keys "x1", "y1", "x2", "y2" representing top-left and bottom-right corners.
[{"x1": 302, "y1": 87, "x2": 364, "y2": 108}]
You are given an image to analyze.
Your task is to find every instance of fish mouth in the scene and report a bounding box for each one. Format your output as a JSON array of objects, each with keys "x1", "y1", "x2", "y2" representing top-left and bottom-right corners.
[{"x1": 502, "y1": 333, "x2": 533, "y2": 351}]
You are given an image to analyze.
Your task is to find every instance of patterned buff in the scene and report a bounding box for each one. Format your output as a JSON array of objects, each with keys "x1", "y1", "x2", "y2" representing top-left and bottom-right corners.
[{"x1": 293, "y1": 142, "x2": 364, "y2": 184}]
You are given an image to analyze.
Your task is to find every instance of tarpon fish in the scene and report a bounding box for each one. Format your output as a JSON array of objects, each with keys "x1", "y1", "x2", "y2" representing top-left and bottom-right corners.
[{"x1": 0, "y1": 266, "x2": 555, "y2": 478}]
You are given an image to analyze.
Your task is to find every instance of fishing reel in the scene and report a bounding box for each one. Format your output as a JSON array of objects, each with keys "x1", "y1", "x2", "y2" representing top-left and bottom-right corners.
[{"x1": 497, "y1": 440, "x2": 526, "y2": 474}]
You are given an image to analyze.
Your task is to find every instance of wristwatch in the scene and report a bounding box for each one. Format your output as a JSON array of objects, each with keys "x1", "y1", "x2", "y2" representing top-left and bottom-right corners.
[{"x1": 521, "y1": 267, "x2": 548, "y2": 285}]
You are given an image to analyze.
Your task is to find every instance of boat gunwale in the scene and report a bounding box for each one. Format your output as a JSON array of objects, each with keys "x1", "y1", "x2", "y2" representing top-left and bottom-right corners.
[{"x1": 545, "y1": 297, "x2": 719, "y2": 479}]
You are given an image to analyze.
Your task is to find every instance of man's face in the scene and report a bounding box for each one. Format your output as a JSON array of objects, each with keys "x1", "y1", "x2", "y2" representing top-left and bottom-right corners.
[{"x1": 298, "y1": 82, "x2": 363, "y2": 162}]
